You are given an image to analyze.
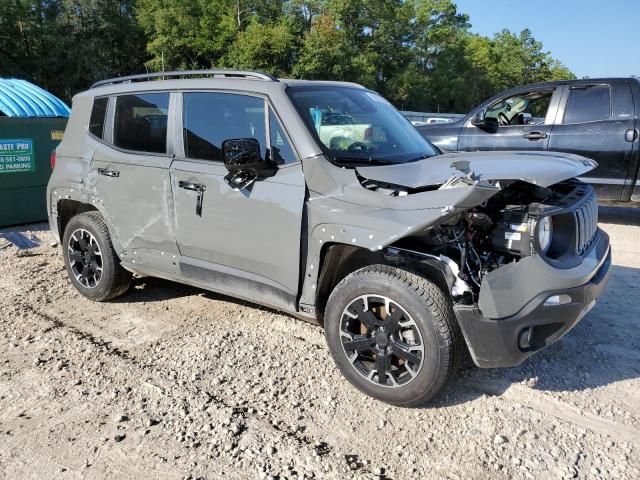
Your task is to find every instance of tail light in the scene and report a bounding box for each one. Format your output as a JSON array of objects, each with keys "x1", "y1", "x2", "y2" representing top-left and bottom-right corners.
[
  {"x1": 364, "y1": 127, "x2": 373, "y2": 141},
  {"x1": 51, "y1": 150, "x2": 56, "y2": 170}
]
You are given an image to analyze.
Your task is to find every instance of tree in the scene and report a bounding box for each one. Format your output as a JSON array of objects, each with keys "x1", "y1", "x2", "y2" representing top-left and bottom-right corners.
[
  {"x1": 292, "y1": 13, "x2": 354, "y2": 79},
  {"x1": 136, "y1": 0, "x2": 237, "y2": 71},
  {"x1": 0, "y1": 0, "x2": 576, "y2": 110},
  {"x1": 488, "y1": 29, "x2": 574, "y2": 91},
  {"x1": 0, "y1": 0, "x2": 146, "y2": 102},
  {"x1": 222, "y1": 18, "x2": 298, "y2": 76},
  {"x1": 136, "y1": 0, "x2": 292, "y2": 72},
  {"x1": 56, "y1": 0, "x2": 148, "y2": 98},
  {"x1": 423, "y1": 28, "x2": 575, "y2": 113}
]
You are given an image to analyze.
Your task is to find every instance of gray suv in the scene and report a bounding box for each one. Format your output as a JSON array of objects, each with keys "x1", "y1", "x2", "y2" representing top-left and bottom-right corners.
[{"x1": 48, "y1": 70, "x2": 611, "y2": 406}]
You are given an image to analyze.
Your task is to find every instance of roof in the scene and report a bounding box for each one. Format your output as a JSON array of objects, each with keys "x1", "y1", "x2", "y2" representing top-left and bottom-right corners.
[
  {"x1": 0, "y1": 78, "x2": 70, "y2": 117},
  {"x1": 83, "y1": 78, "x2": 367, "y2": 101},
  {"x1": 496, "y1": 77, "x2": 639, "y2": 93},
  {"x1": 280, "y1": 79, "x2": 365, "y2": 89},
  {"x1": 85, "y1": 70, "x2": 365, "y2": 98}
]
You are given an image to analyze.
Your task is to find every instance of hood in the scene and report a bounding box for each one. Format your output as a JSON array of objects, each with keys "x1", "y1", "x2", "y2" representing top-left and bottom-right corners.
[{"x1": 356, "y1": 150, "x2": 597, "y2": 189}]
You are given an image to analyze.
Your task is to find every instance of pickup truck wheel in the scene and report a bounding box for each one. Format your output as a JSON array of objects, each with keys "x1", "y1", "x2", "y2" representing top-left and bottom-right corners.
[
  {"x1": 324, "y1": 265, "x2": 461, "y2": 406},
  {"x1": 62, "y1": 212, "x2": 132, "y2": 302}
]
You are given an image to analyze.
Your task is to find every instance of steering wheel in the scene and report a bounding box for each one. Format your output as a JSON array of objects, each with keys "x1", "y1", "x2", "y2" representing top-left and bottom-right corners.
[
  {"x1": 347, "y1": 141, "x2": 369, "y2": 152},
  {"x1": 498, "y1": 112, "x2": 511, "y2": 126}
]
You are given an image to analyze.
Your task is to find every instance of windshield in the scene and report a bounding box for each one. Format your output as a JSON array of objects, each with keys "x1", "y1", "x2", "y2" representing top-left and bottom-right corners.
[{"x1": 287, "y1": 86, "x2": 439, "y2": 165}]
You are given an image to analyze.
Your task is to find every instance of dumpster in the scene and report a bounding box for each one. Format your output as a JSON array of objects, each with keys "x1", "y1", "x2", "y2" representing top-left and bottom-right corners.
[{"x1": 0, "y1": 78, "x2": 70, "y2": 227}]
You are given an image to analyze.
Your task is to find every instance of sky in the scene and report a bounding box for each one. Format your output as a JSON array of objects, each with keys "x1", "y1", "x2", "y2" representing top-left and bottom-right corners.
[{"x1": 454, "y1": 0, "x2": 640, "y2": 79}]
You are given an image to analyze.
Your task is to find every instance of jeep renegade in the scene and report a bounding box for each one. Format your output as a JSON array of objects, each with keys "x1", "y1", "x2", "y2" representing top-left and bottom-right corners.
[{"x1": 47, "y1": 70, "x2": 611, "y2": 406}]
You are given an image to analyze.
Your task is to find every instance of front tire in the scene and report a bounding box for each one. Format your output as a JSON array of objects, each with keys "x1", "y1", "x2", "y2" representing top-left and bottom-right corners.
[
  {"x1": 324, "y1": 265, "x2": 461, "y2": 406},
  {"x1": 62, "y1": 212, "x2": 132, "y2": 301}
]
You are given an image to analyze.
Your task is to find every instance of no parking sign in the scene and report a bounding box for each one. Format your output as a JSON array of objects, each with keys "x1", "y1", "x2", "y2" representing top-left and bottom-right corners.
[{"x1": 0, "y1": 139, "x2": 35, "y2": 173}]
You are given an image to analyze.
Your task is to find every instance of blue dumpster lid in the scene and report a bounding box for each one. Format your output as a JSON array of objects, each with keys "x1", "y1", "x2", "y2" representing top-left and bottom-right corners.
[{"x1": 0, "y1": 78, "x2": 70, "y2": 118}]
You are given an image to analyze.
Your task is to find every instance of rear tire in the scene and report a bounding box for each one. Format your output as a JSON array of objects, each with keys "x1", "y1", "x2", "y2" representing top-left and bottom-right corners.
[
  {"x1": 62, "y1": 212, "x2": 131, "y2": 301},
  {"x1": 324, "y1": 265, "x2": 461, "y2": 406}
]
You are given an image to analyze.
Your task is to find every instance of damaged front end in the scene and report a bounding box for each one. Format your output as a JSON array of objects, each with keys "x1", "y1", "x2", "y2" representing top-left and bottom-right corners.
[
  {"x1": 301, "y1": 150, "x2": 611, "y2": 368},
  {"x1": 387, "y1": 178, "x2": 598, "y2": 307}
]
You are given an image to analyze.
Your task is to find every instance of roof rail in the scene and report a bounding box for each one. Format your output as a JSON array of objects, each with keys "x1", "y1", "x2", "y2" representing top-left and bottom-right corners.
[{"x1": 90, "y1": 69, "x2": 279, "y2": 89}]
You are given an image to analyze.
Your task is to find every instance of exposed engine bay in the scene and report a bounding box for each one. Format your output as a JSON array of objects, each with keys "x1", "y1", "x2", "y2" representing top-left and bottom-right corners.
[{"x1": 391, "y1": 180, "x2": 582, "y2": 304}]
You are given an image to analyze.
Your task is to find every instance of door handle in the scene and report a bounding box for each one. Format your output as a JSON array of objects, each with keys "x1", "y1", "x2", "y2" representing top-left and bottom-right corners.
[
  {"x1": 523, "y1": 131, "x2": 548, "y2": 140},
  {"x1": 625, "y1": 129, "x2": 638, "y2": 142},
  {"x1": 178, "y1": 181, "x2": 206, "y2": 217},
  {"x1": 97, "y1": 168, "x2": 120, "y2": 177},
  {"x1": 178, "y1": 181, "x2": 206, "y2": 192}
]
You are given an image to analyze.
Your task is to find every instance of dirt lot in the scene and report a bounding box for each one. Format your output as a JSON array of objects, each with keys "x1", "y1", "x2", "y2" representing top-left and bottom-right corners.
[{"x1": 1, "y1": 208, "x2": 639, "y2": 480}]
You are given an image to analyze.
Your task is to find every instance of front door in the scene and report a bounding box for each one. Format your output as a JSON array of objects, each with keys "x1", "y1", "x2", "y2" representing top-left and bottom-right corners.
[
  {"x1": 170, "y1": 91, "x2": 305, "y2": 311},
  {"x1": 459, "y1": 87, "x2": 561, "y2": 152},
  {"x1": 90, "y1": 92, "x2": 178, "y2": 267},
  {"x1": 548, "y1": 82, "x2": 636, "y2": 201}
]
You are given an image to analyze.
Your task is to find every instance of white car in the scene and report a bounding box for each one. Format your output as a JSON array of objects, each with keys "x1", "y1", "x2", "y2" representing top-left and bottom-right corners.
[
  {"x1": 411, "y1": 117, "x2": 453, "y2": 126},
  {"x1": 317, "y1": 114, "x2": 375, "y2": 149}
]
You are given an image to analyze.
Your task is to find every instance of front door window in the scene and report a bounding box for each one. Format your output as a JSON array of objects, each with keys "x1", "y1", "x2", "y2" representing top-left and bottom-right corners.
[
  {"x1": 485, "y1": 90, "x2": 554, "y2": 126},
  {"x1": 183, "y1": 92, "x2": 267, "y2": 161}
]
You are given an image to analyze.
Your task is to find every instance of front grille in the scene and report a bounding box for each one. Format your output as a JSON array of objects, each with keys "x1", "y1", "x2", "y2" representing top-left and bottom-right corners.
[{"x1": 574, "y1": 191, "x2": 598, "y2": 255}]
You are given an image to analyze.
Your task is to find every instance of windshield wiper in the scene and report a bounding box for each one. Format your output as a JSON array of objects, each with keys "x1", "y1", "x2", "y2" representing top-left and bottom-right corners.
[{"x1": 331, "y1": 156, "x2": 393, "y2": 166}]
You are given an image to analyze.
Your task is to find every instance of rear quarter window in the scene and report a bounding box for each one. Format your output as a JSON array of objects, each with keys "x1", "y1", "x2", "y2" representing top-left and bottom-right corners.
[{"x1": 113, "y1": 93, "x2": 169, "y2": 154}]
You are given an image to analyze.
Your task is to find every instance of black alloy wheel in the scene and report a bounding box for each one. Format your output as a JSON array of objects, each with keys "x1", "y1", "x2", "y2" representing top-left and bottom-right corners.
[
  {"x1": 340, "y1": 294, "x2": 424, "y2": 388},
  {"x1": 67, "y1": 228, "x2": 103, "y2": 288},
  {"x1": 62, "y1": 212, "x2": 132, "y2": 301},
  {"x1": 325, "y1": 265, "x2": 462, "y2": 406}
]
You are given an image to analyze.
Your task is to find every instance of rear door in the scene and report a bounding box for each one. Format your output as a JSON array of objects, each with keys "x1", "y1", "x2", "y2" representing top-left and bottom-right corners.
[
  {"x1": 170, "y1": 91, "x2": 305, "y2": 311},
  {"x1": 458, "y1": 87, "x2": 562, "y2": 152},
  {"x1": 549, "y1": 82, "x2": 635, "y2": 201},
  {"x1": 90, "y1": 92, "x2": 178, "y2": 269}
]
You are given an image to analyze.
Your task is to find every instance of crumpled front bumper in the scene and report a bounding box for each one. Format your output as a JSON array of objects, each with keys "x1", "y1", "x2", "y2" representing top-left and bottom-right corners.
[{"x1": 454, "y1": 229, "x2": 611, "y2": 368}]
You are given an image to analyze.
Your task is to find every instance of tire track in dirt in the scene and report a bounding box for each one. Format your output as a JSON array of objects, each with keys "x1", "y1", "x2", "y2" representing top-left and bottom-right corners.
[{"x1": 469, "y1": 381, "x2": 640, "y2": 446}]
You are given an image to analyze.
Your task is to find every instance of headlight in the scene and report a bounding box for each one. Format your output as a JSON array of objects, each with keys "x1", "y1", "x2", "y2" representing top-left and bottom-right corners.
[{"x1": 536, "y1": 216, "x2": 553, "y2": 253}]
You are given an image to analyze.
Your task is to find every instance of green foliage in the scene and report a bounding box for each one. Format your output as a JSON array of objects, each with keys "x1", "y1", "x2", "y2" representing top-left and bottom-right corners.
[
  {"x1": 488, "y1": 29, "x2": 575, "y2": 91},
  {"x1": 0, "y1": 0, "x2": 146, "y2": 101},
  {"x1": 221, "y1": 18, "x2": 298, "y2": 76},
  {"x1": 292, "y1": 13, "x2": 354, "y2": 80},
  {"x1": 0, "y1": 0, "x2": 575, "y2": 110},
  {"x1": 136, "y1": 0, "x2": 237, "y2": 71}
]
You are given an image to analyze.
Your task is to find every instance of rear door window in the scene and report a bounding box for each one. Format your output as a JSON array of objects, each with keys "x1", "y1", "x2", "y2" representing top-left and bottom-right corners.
[
  {"x1": 563, "y1": 85, "x2": 611, "y2": 124},
  {"x1": 89, "y1": 97, "x2": 108, "y2": 139},
  {"x1": 183, "y1": 92, "x2": 266, "y2": 162},
  {"x1": 113, "y1": 93, "x2": 169, "y2": 154}
]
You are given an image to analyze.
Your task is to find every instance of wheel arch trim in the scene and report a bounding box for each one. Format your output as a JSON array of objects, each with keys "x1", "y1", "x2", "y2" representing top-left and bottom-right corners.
[{"x1": 50, "y1": 187, "x2": 123, "y2": 255}]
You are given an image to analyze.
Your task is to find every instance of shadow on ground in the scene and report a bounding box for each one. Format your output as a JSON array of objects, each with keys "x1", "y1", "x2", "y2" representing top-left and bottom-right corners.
[
  {"x1": 599, "y1": 205, "x2": 640, "y2": 226},
  {"x1": 0, "y1": 222, "x2": 50, "y2": 234},
  {"x1": 111, "y1": 275, "x2": 289, "y2": 319}
]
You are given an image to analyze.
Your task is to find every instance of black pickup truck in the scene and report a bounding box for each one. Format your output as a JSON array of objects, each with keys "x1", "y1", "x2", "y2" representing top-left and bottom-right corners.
[{"x1": 417, "y1": 78, "x2": 640, "y2": 203}]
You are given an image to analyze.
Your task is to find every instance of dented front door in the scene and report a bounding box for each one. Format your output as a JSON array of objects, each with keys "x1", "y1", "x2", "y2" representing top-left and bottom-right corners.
[{"x1": 170, "y1": 92, "x2": 305, "y2": 311}]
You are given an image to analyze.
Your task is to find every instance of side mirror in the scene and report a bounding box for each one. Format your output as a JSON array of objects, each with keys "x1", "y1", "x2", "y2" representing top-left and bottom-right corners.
[
  {"x1": 222, "y1": 138, "x2": 273, "y2": 190},
  {"x1": 470, "y1": 110, "x2": 498, "y2": 130},
  {"x1": 470, "y1": 110, "x2": 486, "y2": 127}
]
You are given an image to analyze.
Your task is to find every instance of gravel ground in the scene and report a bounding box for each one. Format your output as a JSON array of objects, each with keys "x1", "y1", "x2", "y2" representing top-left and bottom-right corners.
[{"x1": 0, "y1": 207, "x2": 639, "y2": 480}]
